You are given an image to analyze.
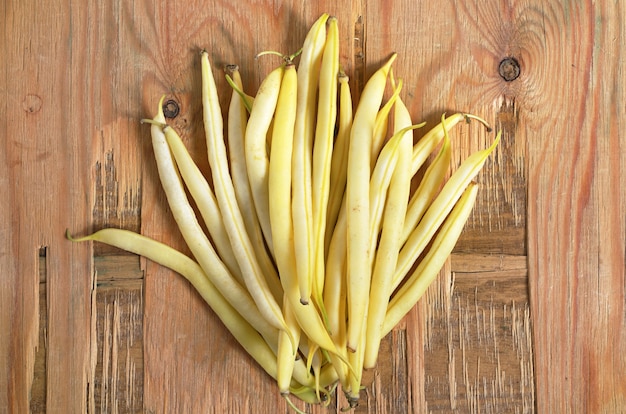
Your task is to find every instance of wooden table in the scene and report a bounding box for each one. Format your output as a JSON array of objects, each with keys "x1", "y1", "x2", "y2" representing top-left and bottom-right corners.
[{"x1": 2, "y1": 1, "x2": 624, "y2": 413}]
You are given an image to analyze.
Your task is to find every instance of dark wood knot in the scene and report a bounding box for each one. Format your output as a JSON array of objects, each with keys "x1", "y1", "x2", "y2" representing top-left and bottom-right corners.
[
  {"x1": 499, "y1": 57, "x2": 520, "y2": 82},
  {"x1": 163, "y1": 99, "x2": 180, "y2": 119}
]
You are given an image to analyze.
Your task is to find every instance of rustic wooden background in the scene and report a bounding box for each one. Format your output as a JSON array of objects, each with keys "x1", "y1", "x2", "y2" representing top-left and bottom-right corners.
[{"x1": 2, "y1": 0, "x2": 625, "y2": 413}]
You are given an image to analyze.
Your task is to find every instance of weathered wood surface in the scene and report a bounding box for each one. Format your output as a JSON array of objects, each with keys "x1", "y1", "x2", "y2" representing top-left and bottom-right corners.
[{"x1": 2, "y1": 0, "x2": 624, "y2": 413}]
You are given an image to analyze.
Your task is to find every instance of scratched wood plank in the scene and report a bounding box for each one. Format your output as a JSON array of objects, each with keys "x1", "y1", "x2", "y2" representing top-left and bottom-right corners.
[
  {"x1": 365, "y1": 1, "x2": 532, "y2": 413},
  {"x1": 365, "y1": 0, "x2": 526, "y2": 256},
  {"x1": 89, "y1": 256, "x2": 144, "y2": 413},
  {"x1": 422, "y1": 256, "x2": 533, "y2": 413},
  {"x1": 134, "y1": 3, "x2": 359, "y2": 413}
]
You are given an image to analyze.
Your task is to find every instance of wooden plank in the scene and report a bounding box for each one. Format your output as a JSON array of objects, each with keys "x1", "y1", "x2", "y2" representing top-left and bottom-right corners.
[
  {"x1": 2, "y1": 0, "x2": 99, "y2": 412},
  {"x1": 135, "y1": 3, "x2": 358, "y2": 413},
  {"x1": 523, "y1": 1, "x2": 626, "y2": 412},
  {"x1": 364, "y1": 2, "x2": 532, "y2": 414},
  {"x1": 422, "y1": 257, "x2": 533, "y2": 413},
  {"x1": 364, "y1": 0, "x2": 527, "y2": 257},
  {"x1": 90, "y1": 261, "x2": 144, "y2": 413}
]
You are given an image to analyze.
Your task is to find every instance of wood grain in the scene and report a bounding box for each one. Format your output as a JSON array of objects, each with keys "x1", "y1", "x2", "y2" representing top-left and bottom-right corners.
[
  {"x1": 365, "y1": 0, "x2": 527, "y2": 256},
  {"x1": 2, "y1": 0, "x2": 625, "y2": 413},
  {"x1": 3, "y1": 0, "x2": 96, "y2": 412},
  {"x1": 522, "y1": 1, "x2": 626, "y2": 412},
  {"x1": 423, "y1": 257, "x2": 533, "y2": 413}
]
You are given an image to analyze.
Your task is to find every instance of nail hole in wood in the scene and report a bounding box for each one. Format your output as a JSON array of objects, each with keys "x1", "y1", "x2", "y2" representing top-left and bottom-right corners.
[
  {"x1": 163, "y1": 99, "x2": 180, "y2": 118},
  {"x1": 499, "y1": 57, "x2": 520, "y2": 82}
]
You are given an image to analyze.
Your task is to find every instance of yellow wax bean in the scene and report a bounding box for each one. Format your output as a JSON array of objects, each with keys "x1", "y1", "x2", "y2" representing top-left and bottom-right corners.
[
  {"x1": 161, "y1": 122, "x2": 242, "y2": 285},
  {"x1": 346, "y1": 53, "x2": 396, "y2": 352},
  {"x1": 402, "y1": 121, "x2": 452, "y2": 244},
  {"x1": 268, "y1": 62, "x2": 297, "y2": 295},
  {"x1": 292, "y1": 13, "x2": 329, "y2": 305},
  {"x1": 384, "y1": 184, "x2": 479, "y2": 335},
  {"x1": 201, "y1": 51, "x2": 289, "y2": 336},
  {"x1": 325, "y1": 71, "x2": 353, "y2": 254},
  {"x1": 311, "y1": 16, "x2": 339, "y2": 309},
  {"x1": 364, "y1": 91, "x2": 413, "y2": 370},
  {"x1": 394, "y1": 132, "x2": 501, "y2": 291},
  {"x1": 226, "y1": 67, "x2": 283, "y2": 303},
  {"x1": 245, "y1": 65, "x2": 284, "y2": 255}
]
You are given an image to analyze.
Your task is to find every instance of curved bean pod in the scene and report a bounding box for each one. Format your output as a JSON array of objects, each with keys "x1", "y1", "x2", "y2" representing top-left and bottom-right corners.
[
  {"x1": 345, "y1": 53, "x2": 396, "y2": 352},
  {"x1": 244, "y1": 64, "x2": 284, "y2": 256},
  {"x1": 364, "y1": 91, "x2": 413, "y2": 370},
  {"x1": 311, "y1": 16, "x2": 339, "y2": 308},
  {"x1": 393, "y1": 132, "x2": 501, "y2": 290},
  {"x1": 201, "y1": 51, "x2": 289, "y2": 335},
  {"x1": 383, "y1": 183, "x2": 479, "y2": 334},
  {"x1": 291, "y1": 13, "x2": 329, "y2": 305}
]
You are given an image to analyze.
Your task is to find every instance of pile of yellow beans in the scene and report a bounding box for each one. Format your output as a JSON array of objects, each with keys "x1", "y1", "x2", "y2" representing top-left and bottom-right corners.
[{"x1": 69, "y1": 13, "x2": 499, "y2": 412}]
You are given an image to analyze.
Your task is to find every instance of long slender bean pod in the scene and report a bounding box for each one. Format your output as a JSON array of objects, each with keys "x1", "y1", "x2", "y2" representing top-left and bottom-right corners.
[
  {"x1": 161, "y1": 122, "x2": 242, "y2": 284},
  {"x1": 291, "y1": 13, "x2": 328, "y2": 305},
  {"x1": 383, "y1": 183, "x2": 479, "y2": 335},
  {"x1": 268, "y1": 62, "x2": 298, "y2": 297},
  {"x1": 227, "y1": 66, "x2": 258, "y2": 239},
  {"x1": 393, "y1": 132, "x2": 501, "y2": 290},
  {"x1": 364, "y1": 92, "x2": 413, "y2": 369},
  {"x1": 402, "y1": 125, "x2": 452, "y2": 244},
  {"x1": 226, "y1": 66, "x2": 282, "y2": 301},
  {"x1": 325, "y1": 71, "x2": 352, "y2": 253},
  {"x1": 244, "y1": 64, "x2": 284, "y2": 255},
  {"x1": 201, "y1": 51, "x2": 289, "y2": 334},
  {"x1": 311, "y1": 16, "x2": 339, "y2": 307},
  {"x1": 346, "y1": 53, "x2": 396, "y2": 352}
]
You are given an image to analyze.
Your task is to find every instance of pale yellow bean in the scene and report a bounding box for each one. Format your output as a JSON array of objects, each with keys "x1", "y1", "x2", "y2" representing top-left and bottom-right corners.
[
  {"x1": 364, "y1": 91, "x2": 413, "y2": 370},
  {"x1": 346, "y1": 53, "x2": 396, "y2": 352},
  {"x1": 311, "y1": 16, "x2": 339, "y2": 308},
  {"x1": 384, "y1": 184, "x2": 479, "y2": 334},
  {"x1": 393, "y1": 133, "x2": 500, "y2": 290},
  {"x1": 244, "y1": 65, "x2": 283, "y2": 255},
  {"x1": 226, "y1": 66, "x2": 283, "y2": 302},
  {"x1": 325, "y1": 71, "x2": 353, "y2": 254},
  {"x1": 292, "y1": 13, "x2": 329, "y2": 305},
  {"x1": 201, "y1": 51, "x2": 289, "y2": 335},
  {"x1": 401, "y1": 122, "x2": 452, "y2": 244}
]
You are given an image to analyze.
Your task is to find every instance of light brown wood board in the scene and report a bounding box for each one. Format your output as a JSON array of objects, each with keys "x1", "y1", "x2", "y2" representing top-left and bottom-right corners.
[{"x1": 2, "y1": 1, "x2": 624, "y2": 413}]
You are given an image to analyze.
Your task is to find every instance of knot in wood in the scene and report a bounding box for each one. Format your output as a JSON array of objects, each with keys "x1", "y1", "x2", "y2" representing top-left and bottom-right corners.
[
  {"x1": 499, "y1": 57, "x2": 520, "y2": 82},
  {"x1": 163, "y1": 99, "x2": 180, "y2": 119}
]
